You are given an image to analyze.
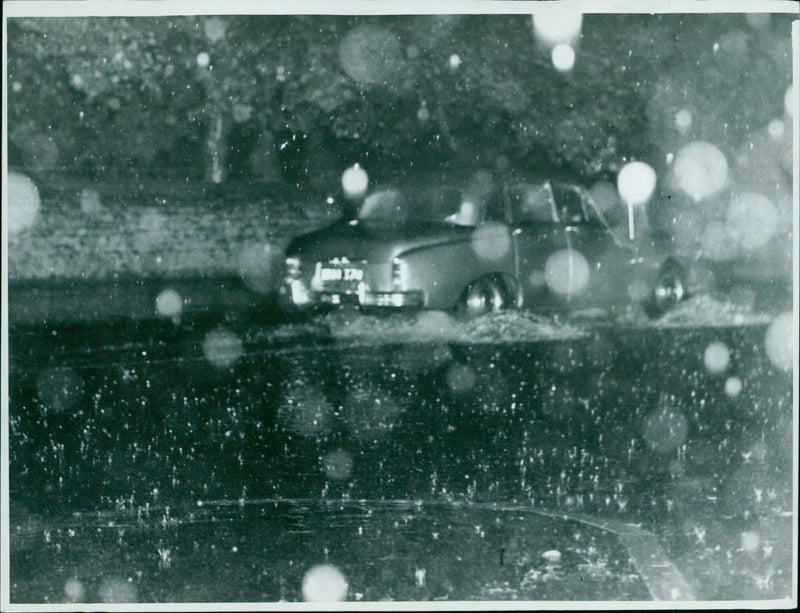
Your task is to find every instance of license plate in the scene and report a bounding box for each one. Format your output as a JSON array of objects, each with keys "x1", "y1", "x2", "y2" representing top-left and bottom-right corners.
[{"x1": 319, "y1": 267, "x2": 363, "y2": 282}]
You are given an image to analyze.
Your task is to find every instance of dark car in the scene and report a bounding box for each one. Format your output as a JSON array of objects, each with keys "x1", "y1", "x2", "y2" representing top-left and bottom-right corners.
[{"x1": 280, "y1": 175, "x2": 695, "y2": 318}]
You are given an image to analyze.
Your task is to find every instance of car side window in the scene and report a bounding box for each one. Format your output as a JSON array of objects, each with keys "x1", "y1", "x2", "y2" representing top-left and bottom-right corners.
[
  {"x1": 509, "y1": 183, "x2": 555, "y2": 223},
  {"x1": 483, "y1": 188, "x2": 506, "y2": 222},
  {"x1": 552, "y1": 184, "x2": 587, "y2": 225}
]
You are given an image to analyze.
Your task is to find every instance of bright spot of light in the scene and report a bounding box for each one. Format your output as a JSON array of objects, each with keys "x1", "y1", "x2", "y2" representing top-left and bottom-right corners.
[
  {"x1": 617, "y1": 161, "x2": 657, "y2": 206},
  {"x1": 725, "y1": 192, "x2": 777, "y2": 251},
  {"x1": 449, "y1": 54, "x2": 462, "y2": 70},
  {"x1": 724, "y1": 376, "x2": 743, "y2": 398},
  {"x1": 202, "y1": 328, "x2": 243, "y2": 369},
  {"x1": 767, "y1": 119, "x2": 785, "y2": 141},
  {"x1": 703, "y1": 341, "x2": 730, "y2": 374},
  {"x1": 342, "y1": 163, "x2": 369, "y2": 201},
  {"x1": 155, "y1": 288, "x2": 183, "y2": 319},
  {"x1": 551, "y1": 43, "x2": 575, "y2": 71},
  {"x1": 471, "y1": 222, "x2": 511, "y2": 261},
  {"x1": 532, "y1": 13, "x2": 583, "y2": 47},
  {"x1": 37, "y1": 367, "x2": 85, "y2": 413},
  {"x1": 7, "y1": 171, "x2": 41, "y2": 235},
  {"x1": 764, "y1": 312, "x2": 793, "y2": 372},
  {"x1": 785, "y1": 84, "x2": 797, "y2": 119},
  {"x1": 545, "y1": 249, "x2": 590, "y2": 297},
  {"x1": 322, "y1": 448, "x2": 354, "y2": 480},
  {"x1": 64, "y1": 578, "x2": 85, "y2": 601},
  {"x1": 673, "y1": 141, "x2": 729, "y2": 202},
  {"x1": 302, "y1": 564, "x2": 348, "y2": 602},
  {"x1": 675, "y1": 108, "x2": 692, "y2": 132},
  {"x1": 196, "y1": 52, "x2": 211, "y2": 68},
  {"x1": 98, "y1": 577, "x2": 138, "y2": 603},
  {"x1": 642, "y1": 399, "x2": 688, "y2": 453}
]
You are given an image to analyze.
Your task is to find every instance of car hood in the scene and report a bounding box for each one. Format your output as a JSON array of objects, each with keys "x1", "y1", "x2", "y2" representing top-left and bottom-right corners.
[{"x1": 286, "y1": 219, "x2": 472, "y2": 263}]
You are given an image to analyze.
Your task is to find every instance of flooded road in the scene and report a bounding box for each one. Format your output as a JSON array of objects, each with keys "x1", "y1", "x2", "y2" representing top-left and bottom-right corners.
[{"x1": 7, "y1": 312, "x2": 795, "y2": 603}]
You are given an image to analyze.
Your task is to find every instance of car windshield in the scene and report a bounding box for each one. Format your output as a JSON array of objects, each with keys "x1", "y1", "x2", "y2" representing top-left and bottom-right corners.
[{"x1": 357, "y1": 186, "x2": 481, "y2": 225}]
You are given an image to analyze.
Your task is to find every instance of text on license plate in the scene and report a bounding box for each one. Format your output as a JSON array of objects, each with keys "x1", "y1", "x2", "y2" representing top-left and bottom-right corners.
[{"x1": 320, "y1": 267, "x2": 363, "y2": 282}]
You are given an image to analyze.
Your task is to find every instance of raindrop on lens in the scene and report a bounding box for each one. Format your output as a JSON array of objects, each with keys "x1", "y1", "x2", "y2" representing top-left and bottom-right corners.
[
  {"x1": 417, "y1": 100, "x2": 430, "y2": 122},
  {"x1": 531, "y1": 13, "x2": 583, "y2": 47},
  {"x1": 726, "y1": 193, "x2": 777, "y2": 251},
  {"x1": 675, "y1": 108, "x2": 692, "y2": 132},
  {"x1": 724, "y1": 376, "x2": 742, "y2": 397},
  {"x1": 642, "y1": 402, "x2": 688, "y2": 453},
  {"x1": 64, "y1": 578, "x2": 85, "y2": 601},
  {"x1": 617, "y1": 161, "x2": 657, "y2": 206},
  {"x1": 279, "y1": 380, "x2": 334, "y2": 438},
  {"x1": 544, "y1": 249, "x2": 590, "y2": 297},
  {"x1": 7, "y1": 171, "x2": 41, "y2": 235},
  {"x1": 156, "y1": 288, "x2": 183, "y2": 319},
  {"x1": 703, "y1": 341, "x2": 730, "y2": 374},
  {"x1": 784, "y1": 84, "x2": 796, "y2": 119},
  {"x1": 673, "y1": 142, "x2": 728, "y2": 202},
  {"x1": 342, "y1": 164, "x2": 369, "y2": 201},
  {"x1": 740, "y1": 531, "x2": 760, "y2": 552},
  {"x1": 767, "y1": 119, "x2": 785, "y2": 141},
  {"x1": 446, "y1": 363, "x2": 477, "y2": 395},
  {"x1": 302, "y1": 564, "x2": 348, "y2": 602},
  {"x1": 238, "y1": 242, "x2": 280, "y2": 295},
  {"x1": 98, "y1": 577, "x2": 138, "y2": 603},
  {"x1": 764, "y1": 312, "x2": 793, "y2": 372},
  {"x1": 37, "y1": 367, "x2": 85, "y2": 413},
  {"x1": 202, "y1": 328, "x2": 243, "y2": 369},
  {"x1": 203, "y1": 17, "x2": 227, "y2": 43},
  {"x1": 700, "y1": 221, "x2": 738, "y2": 262},
  {"x1": 551, "y1": 43, "x2": 575, "y2": 71},
  {"x1": 471, "y1": 222, "x2": 511, "y2": 261},
  {"x1": 322, "y1": 449, "x2": 354, "y2": 480},
  {"x1": 340, "y1": 383, "x2": 402, "y2": 441}
]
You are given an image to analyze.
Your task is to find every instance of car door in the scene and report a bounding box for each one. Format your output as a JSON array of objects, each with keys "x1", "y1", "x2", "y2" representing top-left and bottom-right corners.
[
  {"x1": 550, "y1": 183, "x2": 639, "y2": 313},
  {"x1": 506, "y1": 181, "x2": 565, "y2": 312}
]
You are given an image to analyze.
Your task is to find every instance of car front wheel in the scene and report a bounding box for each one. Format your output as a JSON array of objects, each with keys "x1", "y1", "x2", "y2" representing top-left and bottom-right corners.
[{"x1": 456, "y1": 276, "x2": 511, "y2": 319}]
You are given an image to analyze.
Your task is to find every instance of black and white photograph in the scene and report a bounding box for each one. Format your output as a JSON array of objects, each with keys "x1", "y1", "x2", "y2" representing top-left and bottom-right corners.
[{"x1": 2, "y1": 0, "x2": 798, "y2": 608}]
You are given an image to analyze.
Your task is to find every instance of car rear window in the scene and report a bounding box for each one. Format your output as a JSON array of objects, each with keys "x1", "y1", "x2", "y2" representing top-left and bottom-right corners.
[{"x1": 358, "y1": 186, "x2": 478, "y2": 224}]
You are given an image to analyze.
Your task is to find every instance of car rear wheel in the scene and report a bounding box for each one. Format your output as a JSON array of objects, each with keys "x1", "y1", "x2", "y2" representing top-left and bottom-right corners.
[
  {"x1": 648, "y1": 257, "x2": 687, "y2": 317},
  {"x1": 456, "y1": 276, "x2": 511, "y2": 319}
]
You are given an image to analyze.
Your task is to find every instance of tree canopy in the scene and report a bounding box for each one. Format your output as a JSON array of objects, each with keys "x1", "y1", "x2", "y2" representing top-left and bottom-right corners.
[{"x1": 6, "y1": 13, "x2": 794, "y2": 184}]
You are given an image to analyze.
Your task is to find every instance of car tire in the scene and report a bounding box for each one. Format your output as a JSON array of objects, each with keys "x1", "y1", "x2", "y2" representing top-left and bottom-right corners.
[
  {"x1": 456, "y1": 276, "x2": 510, "y2": 319},
  {"x1": 648, "y1": 257, "x2": 687, "y2": 317}
]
